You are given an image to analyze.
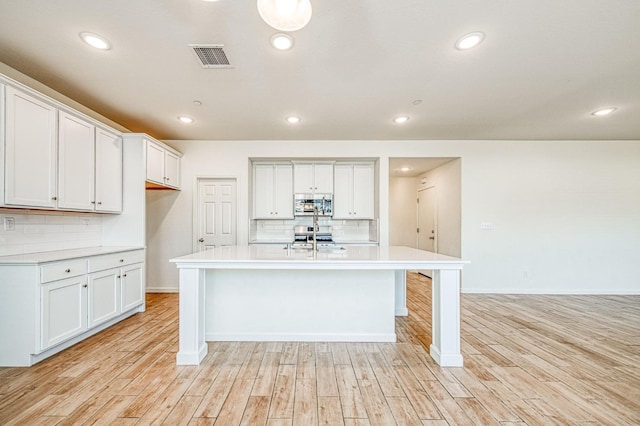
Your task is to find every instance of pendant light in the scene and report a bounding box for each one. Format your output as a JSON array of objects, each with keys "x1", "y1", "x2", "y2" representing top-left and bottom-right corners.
[{"x1": 257, "y1": 0, "x2": 312, "y2": 32}]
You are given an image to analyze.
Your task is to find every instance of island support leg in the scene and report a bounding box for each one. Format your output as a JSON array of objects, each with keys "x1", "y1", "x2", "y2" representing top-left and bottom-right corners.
[
  {"x1": 176, "y1": 268, "x2": 207, "y2": 365},
  {"x1": 430, "y1": 269, "x2": 463, "y2": 367},
  {"x1": 394, "y1": 270, "x2": 408, "y2": 316}
]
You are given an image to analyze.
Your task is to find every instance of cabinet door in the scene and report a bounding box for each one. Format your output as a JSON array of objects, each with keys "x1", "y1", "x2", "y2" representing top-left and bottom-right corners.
[
  {"x1": 332, "y1": 164, "x2": 353, "y2": 219},
  {"x1": 273, "y1": 164, "x2": 293, "y2": 218},
  {"x1": 87, "y1": 269, "x2": 120, "y2": 328},
  {"x1": 253, "y1": 164, "x2": 275, "y2": 218},
  {"x1": 121, "y1": 263, "x2": 144, "y2": 312},
  {"x1": 352, "y1": 164, "x2": 374, "y2": 218},
  {"x1": 4, "y1": 86, "x2": 58, "y2": 208},
  {"x1": 293, "y1": 163, "x2": 314, "y2": 193},
  {"x1": 95, "y1": 129, "x2": 122, "y2": 212},
  {"x1": 146, "y1": 141, "x2": 164, "y2": 185},
  {"x1": 313, "y1": 164, "x2": 334, "y2": 193},
  {"x1": 41, "y1": 276, "x2": 87, "y2": 350},
  {"x1": 58, "y1": 112, "x2": 95, "y2": 210},
  {"x1": 164, "y1": 150, "x2": 180, "y2": 189}
]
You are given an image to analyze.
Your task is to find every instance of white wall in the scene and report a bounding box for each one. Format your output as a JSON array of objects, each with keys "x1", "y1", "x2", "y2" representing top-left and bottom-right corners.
[
  {"x1": 148, "y1": 139, "x2": 640, "y2": 295},
  {"x1": 388, "y1": 177, "x2": 418, "y2": 247}
]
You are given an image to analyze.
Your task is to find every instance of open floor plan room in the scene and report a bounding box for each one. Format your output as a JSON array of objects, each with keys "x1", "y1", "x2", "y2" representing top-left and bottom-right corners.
[{"x1": 0, "y1": 272, "x2": 638, "y2": 425}]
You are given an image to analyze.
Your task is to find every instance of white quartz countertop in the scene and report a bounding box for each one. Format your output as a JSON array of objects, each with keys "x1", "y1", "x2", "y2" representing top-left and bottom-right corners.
[
  {"x1": 0, "y1": 246, "x2": 145, "y2": 265},
  {"x1": 171, "y1": 245, "x2": 468, "y2": 270}
]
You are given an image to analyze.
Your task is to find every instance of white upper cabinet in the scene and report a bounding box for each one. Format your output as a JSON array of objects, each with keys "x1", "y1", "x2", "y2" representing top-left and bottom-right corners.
[
  {"x1": 1, "y1": 81, "x2": 123, "y2": 213},
  {"x1": 333, "y1": 162, "x2": 375, "y2": 219},
  {"x1": 94, "y1": 129, "x2": 123, "y2": 212},
  {"x1": 3, "y1": 86, "x2": 58, "y2": 208},
  {"x1": 58, "y1": 113, "x2": 123, "y2": 212},
  {"x1": 58, "y1": 111, "x2": 95, "y2": 210},
  {"x1": 293, "y1": 162, "x2": 334, "y2": 194},
  {"x1": 145, "y1": 139, "x2": 181, "y2": 189},
  {"x1": 253, "y1": 163, "x2": 293, "y2": 219}
]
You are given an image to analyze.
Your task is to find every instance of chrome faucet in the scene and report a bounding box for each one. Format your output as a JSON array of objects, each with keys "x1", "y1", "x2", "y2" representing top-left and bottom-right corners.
[{"x1": 312, "y1": 206, "x2": 319, "y2": 252}]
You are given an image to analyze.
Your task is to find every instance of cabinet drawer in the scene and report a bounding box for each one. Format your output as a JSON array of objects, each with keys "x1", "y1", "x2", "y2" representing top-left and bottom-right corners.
[
  {"x1": 40, "y1": 259, "x2": 87, "y2": 283},
  {"x1": 88, "y1": 250, "x2": 145, "y2": 273}
]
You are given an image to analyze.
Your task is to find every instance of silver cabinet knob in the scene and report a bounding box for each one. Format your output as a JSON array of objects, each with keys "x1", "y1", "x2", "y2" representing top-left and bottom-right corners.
[{"x1": 198, "y1": 238, "x2": 204, "y2": 242}]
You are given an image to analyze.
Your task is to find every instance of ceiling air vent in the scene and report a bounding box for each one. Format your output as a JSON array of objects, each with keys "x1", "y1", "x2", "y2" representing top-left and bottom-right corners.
[{"x1": 190, "y1": 44, "x2": 232, "y2": 68}]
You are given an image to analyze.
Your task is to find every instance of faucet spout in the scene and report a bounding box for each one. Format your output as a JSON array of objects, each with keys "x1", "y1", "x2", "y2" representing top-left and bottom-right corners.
[{"x1": 312, "y1": 206, "x2": 319, "y2": 252}]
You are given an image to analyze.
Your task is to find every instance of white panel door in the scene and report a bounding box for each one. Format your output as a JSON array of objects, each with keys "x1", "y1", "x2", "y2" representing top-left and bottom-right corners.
[
  {"x1": 196, "y1": 179, "x2": 237, "y2": 251},
  {"x1": 417, "y1": 186, "x2": 437, "y2": 277},
  {"x1": 4, "y1": 86, "x2": 58, "y2": 208},
  {"x1": 87, "y1": 269, "x2": 120, "y2": 328},
  {"x1": 58, "y1": 111, "x2": 95, "y2": 210},
  {"x1": 41, "y1": 276, "x2": 87, "y2": 350},
  {"x1": 95, "y1": 129, "x2": 122, "y2": 212}
]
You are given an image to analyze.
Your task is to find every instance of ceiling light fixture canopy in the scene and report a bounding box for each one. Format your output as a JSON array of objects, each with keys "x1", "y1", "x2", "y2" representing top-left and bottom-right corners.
[
  {"x1": 79, "y1": 32, "x2": 111, "y2": 50},
  {"x1": 257, "y1": 0, "x2": 312, "y2": 32},
  {"x1": 271, "y1": 33, "x2": 294, "y2": 50},
  {"x1": 393, "y1": 116, "x2": 410, "y2": 124},
  {"x1": 178, "y1": 115, "x2": 194, "y2": 124},
  {"x1": 455, "y1": 31, "x2": 484, "y2": 50},
  {"x1": 591, "y1": 107, "x2": 617, "y2": 116}
]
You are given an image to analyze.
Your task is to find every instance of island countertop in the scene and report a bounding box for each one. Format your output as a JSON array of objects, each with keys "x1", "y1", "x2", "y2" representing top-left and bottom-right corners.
[{"x1": 170, "y1": 245, "x2": 467, "y2": 270}]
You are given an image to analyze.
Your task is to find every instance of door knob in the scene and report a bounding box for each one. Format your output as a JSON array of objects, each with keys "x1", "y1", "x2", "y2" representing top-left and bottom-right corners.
[{"x1": 198, "y1": 238, "x2": 204, "y2": 242}]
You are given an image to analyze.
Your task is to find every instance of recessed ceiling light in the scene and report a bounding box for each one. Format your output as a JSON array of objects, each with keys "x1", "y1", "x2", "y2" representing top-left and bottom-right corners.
[
  {"x1": 286, "y1": 116, "x2": 301, "y2": 124},
  {"x1": 591, "y1": 107, "x2": 617, "y2": 116},
  {"x1": 455, "y1": 32, "x2": 484, "y2": 50},
  {"x1": 271, "y1": 33, "x2": 294, "y2": 50},
  {"x1": 79, "y1": 32, "x2": 111, "y2": 50},
  {"x1": 400, "y1": 167, "x2": 412, "y2": 172},
  {"x1": 178, "y1": 115, "x2": 194, "y2": 124},
  {"x1": 393, "y1": 116, "x2": 410, "y2": 124}
]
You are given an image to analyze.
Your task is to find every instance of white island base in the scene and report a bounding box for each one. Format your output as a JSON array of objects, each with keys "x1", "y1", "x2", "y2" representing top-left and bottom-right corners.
[{"x1": 171, "y1": 246, "x2": 467, "y2": 367}]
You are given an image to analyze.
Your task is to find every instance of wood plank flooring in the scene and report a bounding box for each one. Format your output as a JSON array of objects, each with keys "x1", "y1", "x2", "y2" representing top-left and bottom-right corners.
[{"x1": 1, "y1": 272, "x2": 639, "y2": 425}]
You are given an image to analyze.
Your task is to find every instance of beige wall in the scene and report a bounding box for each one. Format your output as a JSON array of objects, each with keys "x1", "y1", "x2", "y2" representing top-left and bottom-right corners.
[{"x1": 388, "y1": 177, "x2": 418, "y2": 247}]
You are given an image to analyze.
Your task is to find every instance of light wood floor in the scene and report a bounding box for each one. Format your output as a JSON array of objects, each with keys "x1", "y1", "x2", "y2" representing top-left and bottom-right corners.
[{"x1": 1, "y1": 273, "x2": 639, "y2": 425}]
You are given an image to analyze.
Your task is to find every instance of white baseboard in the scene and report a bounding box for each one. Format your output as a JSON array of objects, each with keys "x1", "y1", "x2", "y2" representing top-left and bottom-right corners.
[
  {"x1": 146, "y1": 286, "x2": 179, "y2": 293},
  {"x1": 462, "y1": 288, "x2": 640, "y2": 295}
]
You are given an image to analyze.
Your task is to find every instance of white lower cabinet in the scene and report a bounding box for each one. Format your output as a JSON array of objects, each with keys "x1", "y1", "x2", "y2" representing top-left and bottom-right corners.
[
  {"x1": 0, "y1": 248, "x2": 145, "y2": 366},
  {"x1": 87, "y1": 269, "x2": 120, "y2": 329},
  {"x1": 41, "y1": 276, "x2": 87, "y2": 351},
  {"x1": 121, "y1": 263, "x2": 144, "y2": 312}
]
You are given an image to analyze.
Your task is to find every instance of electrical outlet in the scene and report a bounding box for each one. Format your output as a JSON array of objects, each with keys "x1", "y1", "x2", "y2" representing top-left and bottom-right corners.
[{"x1": 4, "y1": 217, "x2": 16, "y2": 231}]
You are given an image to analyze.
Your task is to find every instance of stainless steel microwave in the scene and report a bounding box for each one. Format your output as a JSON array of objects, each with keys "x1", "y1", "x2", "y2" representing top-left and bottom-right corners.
[{"x1": 294, "y1": 194, "x2": 332, "y2": 216}]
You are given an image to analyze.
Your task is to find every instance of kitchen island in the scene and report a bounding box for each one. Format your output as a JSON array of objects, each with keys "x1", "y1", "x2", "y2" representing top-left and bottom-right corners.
[{"x1": 170, "y1": 245, "x2": 468, "y2": 367}]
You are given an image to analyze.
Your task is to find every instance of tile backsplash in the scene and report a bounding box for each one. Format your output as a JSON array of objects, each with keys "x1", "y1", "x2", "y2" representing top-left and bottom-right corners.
[
  {"x1": 0, "y1": 209, "x2": 102, "y2": 257},
  {"x1": 251, "y1": 217, "x2": 378, "y2": 243}
]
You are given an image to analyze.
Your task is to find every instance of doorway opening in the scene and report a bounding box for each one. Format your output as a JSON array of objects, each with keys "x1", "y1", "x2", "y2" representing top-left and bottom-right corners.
[{"x1": 388, "y1": 157, "x2": 461, "y2": 260}]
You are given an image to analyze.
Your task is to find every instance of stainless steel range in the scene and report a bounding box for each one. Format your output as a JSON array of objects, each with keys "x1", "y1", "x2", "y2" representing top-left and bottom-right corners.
[{"x1": 291, "y1": 225, "x2": 336, "y2": 250}]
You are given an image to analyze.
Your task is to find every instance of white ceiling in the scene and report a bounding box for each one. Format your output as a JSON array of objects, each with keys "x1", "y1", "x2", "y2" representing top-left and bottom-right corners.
[{"x1": 0, "y1": 0, "x2": 639, "y2": 142}]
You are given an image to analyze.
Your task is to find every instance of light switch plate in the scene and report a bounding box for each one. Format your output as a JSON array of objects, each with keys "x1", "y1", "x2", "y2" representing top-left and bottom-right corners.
[{"x1": 4, "y1": 217, "x2": 16, "y2": 231}]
